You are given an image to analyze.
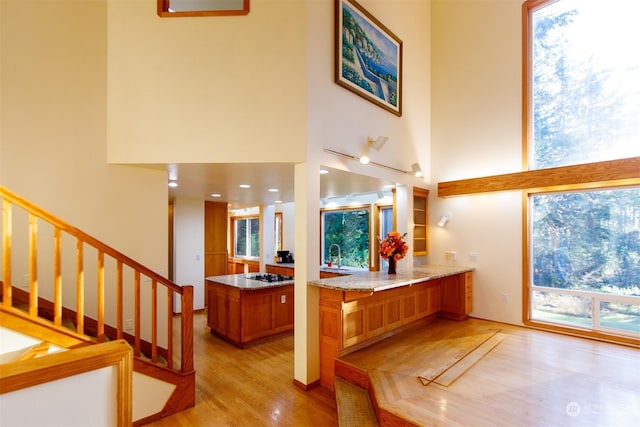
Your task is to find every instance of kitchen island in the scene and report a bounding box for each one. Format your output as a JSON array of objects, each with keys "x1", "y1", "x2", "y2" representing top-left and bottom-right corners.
[
  {"x1": 308, "y1": 265, "x2": 474, "y2": 390},
  {"x1": 206, "y1": 273, "x2": 294, "y2": 348}
]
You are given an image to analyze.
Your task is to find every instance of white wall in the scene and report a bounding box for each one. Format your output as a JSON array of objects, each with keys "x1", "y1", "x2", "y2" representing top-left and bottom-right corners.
[
  {"x1": 106, "y1": 0, "x2": 307, "y2": 164},
  {"x1": 1, "y1": 366, "x2": 119, "y2": 427},
  {"x1": 0, "y1": 0, "x2": 169, "y2": 341},
  {"x1": 430, "y1": 0, "x2": 523, "y2": 325},
  {"x1": 173, "y1": 198, "x2": 205, "y2": 310}
]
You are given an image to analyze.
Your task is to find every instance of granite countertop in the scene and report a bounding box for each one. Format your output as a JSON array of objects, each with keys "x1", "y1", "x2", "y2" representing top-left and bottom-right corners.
[
  {"x1": 205, "y1": 274, "x2": 294, "y2": 290},
  {"x1": 308, "y1": 264, "x2": 474, "y2": 292}
]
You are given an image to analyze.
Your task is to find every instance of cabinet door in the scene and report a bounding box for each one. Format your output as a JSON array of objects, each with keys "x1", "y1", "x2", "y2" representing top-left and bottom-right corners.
[
  {"x1": 385, "y1": 296, "x2": 403, "y2": 331},
  {"x1": 205, "y1": 201, "x2": 228, "y2": 279},
  {"x1": 243, "y1": 292, "x2": 273, "y2": 340},
  {"x1": 401, "y1": 292, "x2": 417, "y2": 325},
  {"x1": 343, "y1": 302, "x2": 366, "y2": 348},
  {"x1": 441, "y1": 274, "x2": 462, "y2": 313}
]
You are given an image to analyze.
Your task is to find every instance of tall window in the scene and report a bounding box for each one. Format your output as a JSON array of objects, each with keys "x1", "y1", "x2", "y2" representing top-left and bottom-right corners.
[
  {"x1": 378, "y1": 206, "x2": 393, "y2": 270},
  {"x1": 525, "y1": 0, "x2": 640, "y2": 340},
  {"x1": 233, "y1": 216, "x2": 260, "y2": 258},
  {"x1": 274, "y1": 212, "x2": 283, "y2": 254},
  {"x1": 321, "y1": 207, "x2": 370, "y2": 269}
]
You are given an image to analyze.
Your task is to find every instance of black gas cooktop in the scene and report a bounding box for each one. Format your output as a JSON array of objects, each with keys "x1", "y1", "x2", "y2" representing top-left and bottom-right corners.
[{"x1": 245, "y1": 273, "x2": 294, "y2": 283}]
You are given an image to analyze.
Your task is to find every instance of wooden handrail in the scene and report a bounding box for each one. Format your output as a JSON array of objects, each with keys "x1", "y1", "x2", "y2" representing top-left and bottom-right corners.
[
  {"x1": 0, "y1": 185, "x2": 194, "y2": 378},
  {"x1": 0, "y1": 186, "x2": 183, "y2": 294}
]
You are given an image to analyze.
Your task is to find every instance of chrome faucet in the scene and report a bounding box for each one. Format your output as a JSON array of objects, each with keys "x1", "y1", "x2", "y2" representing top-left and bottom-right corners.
[{"x1": 328, "y1": 244, "x2": 341, "y2": 269}]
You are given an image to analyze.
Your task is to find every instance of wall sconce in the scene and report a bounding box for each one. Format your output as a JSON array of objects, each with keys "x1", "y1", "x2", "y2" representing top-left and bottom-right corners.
[
  {"x1": 359, "y1": 136, "x2": 388, "y2": 165},
  {"x1": 411, "y1": 163, "x2": 423, "y2": 178},
  {"x1": 438, "y1": 212, "x2": 452, "y2": 227}
]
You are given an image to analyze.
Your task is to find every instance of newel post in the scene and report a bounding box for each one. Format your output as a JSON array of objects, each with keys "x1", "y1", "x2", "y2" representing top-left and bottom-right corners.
[{"x1": 180, "y1": 285, "x2": 194, "y2": 373}]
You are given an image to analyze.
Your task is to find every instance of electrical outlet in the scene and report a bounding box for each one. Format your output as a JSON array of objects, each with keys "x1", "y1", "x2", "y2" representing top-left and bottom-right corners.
[
  {"x1": 469, "y1": 252, "x2": 479, "y2": 262},
  {"x1": 280, "y1": 295, "x2": 286, "y2": 304},
  {"x1": 125, "y1": 319, "x2": 134, "y2": 331},
  {"x1": 445, "y1": 251, "x2": 457, "y2": 262},
  {"x1": 502, "y1": 293, "x2": 509, "y2": 304}
]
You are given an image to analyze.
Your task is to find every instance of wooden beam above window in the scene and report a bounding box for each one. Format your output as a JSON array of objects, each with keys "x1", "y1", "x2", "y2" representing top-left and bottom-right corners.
[{"x1": 437, "y1": 157, "x2": 640, "y2": 197}]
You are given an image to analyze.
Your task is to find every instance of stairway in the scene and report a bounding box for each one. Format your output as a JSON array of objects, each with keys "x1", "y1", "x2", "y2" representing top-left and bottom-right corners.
[{"x1": 1, "y1": 185, "x2": 195, "y2": 425}]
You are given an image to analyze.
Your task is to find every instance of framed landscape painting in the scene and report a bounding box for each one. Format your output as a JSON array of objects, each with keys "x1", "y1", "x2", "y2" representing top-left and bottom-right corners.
[{"x1": 335, "y1": 0, "x2": 403, "y2": 116}]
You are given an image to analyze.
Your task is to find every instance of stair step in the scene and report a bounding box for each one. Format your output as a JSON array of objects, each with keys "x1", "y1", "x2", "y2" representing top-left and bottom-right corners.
[{"x1": 335, "y1": 377, "x2": 378, "y2": 427}]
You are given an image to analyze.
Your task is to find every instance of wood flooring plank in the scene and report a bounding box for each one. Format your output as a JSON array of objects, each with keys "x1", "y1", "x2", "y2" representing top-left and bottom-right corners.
[{"x1": 432, "y1": 332, "x2": 505, "y2": 387}]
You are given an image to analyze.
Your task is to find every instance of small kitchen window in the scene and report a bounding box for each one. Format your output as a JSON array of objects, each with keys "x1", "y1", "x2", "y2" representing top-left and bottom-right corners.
[
  {"x1": 321, "y1": 206, "x2": 371, "y2": 269},
  {"x1": 232, "y1": 215, "x2": 260, "y2": 258}
]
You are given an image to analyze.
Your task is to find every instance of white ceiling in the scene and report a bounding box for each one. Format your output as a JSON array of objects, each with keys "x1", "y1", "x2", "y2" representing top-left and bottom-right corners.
[{"x1": 162, "y1": 163, "x2": 397, "y2": 208}]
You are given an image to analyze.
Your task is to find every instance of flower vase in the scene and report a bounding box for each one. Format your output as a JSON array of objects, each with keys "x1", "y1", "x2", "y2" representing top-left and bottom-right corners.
[{"x1": 388, "y1": 257, "x2": 397, "y2": 274}]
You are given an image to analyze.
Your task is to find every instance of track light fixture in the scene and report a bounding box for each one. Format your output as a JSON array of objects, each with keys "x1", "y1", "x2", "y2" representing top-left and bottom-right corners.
[
  {"x1": 438, "y1": 212, "x2": 452, "y2": 227},
  {"x1": 411, "y1": 163, "x2": 423, "y2": 178},
  {"x1": 323, "y1": 146, "x2": 423, "y2": 179},
  {"x1": 360, "y1": 136, "x2": 387, "y2": 164}
]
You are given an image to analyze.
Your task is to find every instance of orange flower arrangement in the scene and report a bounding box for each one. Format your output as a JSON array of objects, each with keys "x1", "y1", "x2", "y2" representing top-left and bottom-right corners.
[{"x1": 379, "y1": 231, "x2": 408, "y2": 260}]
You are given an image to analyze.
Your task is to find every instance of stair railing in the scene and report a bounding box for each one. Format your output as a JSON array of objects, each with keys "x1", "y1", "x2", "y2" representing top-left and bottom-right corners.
[{"x1": 0, "y1": 185, "x2": 193, "y2": 375}]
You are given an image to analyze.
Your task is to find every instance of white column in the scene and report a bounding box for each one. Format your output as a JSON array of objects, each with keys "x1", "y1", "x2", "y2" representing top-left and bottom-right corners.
[{"x1": 293, "y1": 162, "x2": 320, "y2": 386}]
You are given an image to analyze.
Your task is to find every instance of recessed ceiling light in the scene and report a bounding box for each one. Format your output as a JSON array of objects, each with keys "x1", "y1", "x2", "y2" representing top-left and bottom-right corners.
[
  {"x1": 239, "y1": 184, "x2": 251, "y2": 189},
  {"x1": 211, "y1": 193, "x2": 221, "y2": 198},
  {"x1": 319, "y1": 169, "x2": 329, "y2": 174},
  {"x1": 275, "y1": 200, "x2": 283, "y2": 204},
  {"x1": 168, "y1": 181, "x2": 178, "y2": 188},
  {"x1": 268, "y1": 188, "x2": 279, "y2": 192}
]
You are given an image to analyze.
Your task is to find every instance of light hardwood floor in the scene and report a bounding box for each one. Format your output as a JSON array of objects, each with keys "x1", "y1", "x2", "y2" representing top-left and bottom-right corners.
[
  {"x1": 147, "y1": 312, "x2": 338, "y2": 427},
  {"x1": 340, "y1": 317, "x2": 640, "y2": 426},
  {"x1": 149, "y1": 312, "x2": 639, "y2": 427}
]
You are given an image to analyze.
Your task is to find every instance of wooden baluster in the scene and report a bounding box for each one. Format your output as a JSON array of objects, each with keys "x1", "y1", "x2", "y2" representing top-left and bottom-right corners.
[
  {"x1": 76, "y1": 239, "x2": 84, "y2": 334},
  {"x1": 134, "y1": 271, "x2": 141, "y2": 357},
  {"x1": 97, "y1": 250, "x2": 105, "y2": 342},
  {"x1": 117, "y1": 260, "x2": 123, "y2": 339},
  {"x1": 151, "y1": 279, "x2": 158, "y2": 363},
  {"x1": 181, "y1": 285, "x2": 194, "y2": 373},
  {"x1": 53, "y1": 227, "x2": 62, "y2": 326},
  {"x1": 2, "y1": 200, "x2": 12, "y2": 307},
  {"x1": 167, "y1": 287, "x2": 174, "y2": 370},
  {"x1": 28, "y1": 214, "x2": 38, "y2": 317}
]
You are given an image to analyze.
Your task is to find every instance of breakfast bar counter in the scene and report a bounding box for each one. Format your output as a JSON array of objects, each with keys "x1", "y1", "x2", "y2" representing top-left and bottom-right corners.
[
  {"x1": 310, "y1": 265, "x2": 474, "y2": 390},
  {"x1": 308, "y1": 264, "x2": 474, "y2": 292}
]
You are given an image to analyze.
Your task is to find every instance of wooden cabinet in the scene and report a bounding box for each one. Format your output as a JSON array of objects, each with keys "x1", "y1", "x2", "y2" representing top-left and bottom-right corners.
[
  {"x1": 227, "y1": 258, "x2": 259, "y2": 274},
  {"x1": 318, "y1": 272, "x2": 471, "y2": 390},
  {"x1": 265, "y1": 264, "x2": 294, "y2": 276},
  {"x1": 413, "y1": 187, "x2": 429, "y2": 256},
  {"x1": 320, "y1": 270, "x2": 347, "y2": 279},
  {"x1": 205, "y1": 201, "x2": 228, "y2": 278},
  {"x1": 440, "y1": 273, "x2": 473, "y2": 320},
  {"x1": 207, "y1": 281, "x2": 293, "y2": 347},
  {"x1": 207, "y1": 283, "x2": 241, "y2": 342}
]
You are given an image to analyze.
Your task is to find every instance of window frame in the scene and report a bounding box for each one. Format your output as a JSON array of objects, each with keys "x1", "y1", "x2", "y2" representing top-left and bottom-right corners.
[
  {"x1": 521, "y1": 0, "x2": 640, "y2": 346},
  {"x1": 320, "y1": 204, "x2": 372, "y2": 270},
  {"x1": 230, "y1": 214, "x2": 260, "y2": 259}
]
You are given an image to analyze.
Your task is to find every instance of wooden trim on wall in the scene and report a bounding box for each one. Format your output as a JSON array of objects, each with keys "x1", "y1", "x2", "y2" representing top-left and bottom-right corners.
[{"x1": 437, "y1": 157, "x2": 640, "y2": 198}]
